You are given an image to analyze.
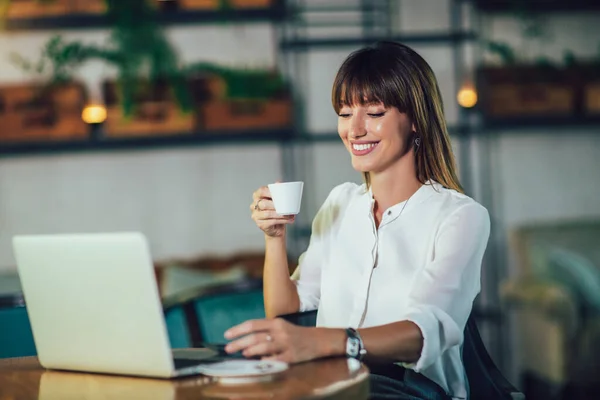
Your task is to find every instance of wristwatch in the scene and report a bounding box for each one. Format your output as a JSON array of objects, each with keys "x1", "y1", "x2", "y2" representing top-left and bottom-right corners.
[{"x1": 345, "y1": 328, "x2": 367, "y2": 360}]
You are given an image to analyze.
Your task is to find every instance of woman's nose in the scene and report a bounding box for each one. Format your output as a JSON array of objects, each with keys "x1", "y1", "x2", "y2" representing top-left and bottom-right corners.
[{"x1": 349, "y1": 115, "x2": 367, "y2": 138}]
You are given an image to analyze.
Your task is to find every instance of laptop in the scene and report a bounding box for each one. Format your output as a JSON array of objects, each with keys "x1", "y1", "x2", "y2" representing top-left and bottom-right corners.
[{"x1": 12, "y1": 232, "x2": 221, "y2": 378}]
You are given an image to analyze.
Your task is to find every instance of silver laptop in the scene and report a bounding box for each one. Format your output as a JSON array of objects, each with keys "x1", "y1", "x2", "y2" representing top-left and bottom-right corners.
[{"x1": 13, "y1": 232, "x2": 216, "y2": 378}]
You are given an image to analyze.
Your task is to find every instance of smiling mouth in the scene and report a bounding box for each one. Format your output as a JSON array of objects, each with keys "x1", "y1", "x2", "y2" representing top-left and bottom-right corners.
[{"x1": 351, "y1": 142, "x2": 379, "y2": 155}]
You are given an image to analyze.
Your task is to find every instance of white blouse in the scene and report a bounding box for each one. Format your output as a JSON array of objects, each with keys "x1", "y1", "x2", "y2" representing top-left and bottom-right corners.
[{"x1": 293, "y1": 181, "x2": 490, "y2": 400}]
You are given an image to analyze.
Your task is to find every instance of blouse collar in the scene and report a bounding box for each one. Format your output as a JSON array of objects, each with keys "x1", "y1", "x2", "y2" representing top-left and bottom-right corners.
[{"x1": 363, "y1": 180, "x2": 440, "y2": 216}]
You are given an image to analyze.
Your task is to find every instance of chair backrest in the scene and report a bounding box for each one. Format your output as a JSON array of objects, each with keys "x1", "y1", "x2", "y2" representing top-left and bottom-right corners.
[
  {"x1": 163, "y1": 305, "x2": 192, "y2": 349},
  {"x1": 280, "y1": 309, "x2": 317, "y2": 327},
  {"x1": 162, "y1": 278, "x2": 265, "y2": 347},
  {"x1": 280, "y1": 310, "x2": 524, "y2": 400},
  {"x1": 463, "y1": 316, "x2": 524, "y2": 400},
  {"x1": 0, "y1": 294, "x2": 37, "y2": 359},
  {"x1": 193, "y1": 287, "x2": 265, "y2": 344}
]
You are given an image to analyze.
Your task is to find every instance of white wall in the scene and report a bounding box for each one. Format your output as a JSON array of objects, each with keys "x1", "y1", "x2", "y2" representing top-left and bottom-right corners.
[
  {"x1": 0, "y1": 145, "x2": 282, "y2": 269},
  {"x1": 494, "y1": 130, "x2": 600, "y2": 228}
]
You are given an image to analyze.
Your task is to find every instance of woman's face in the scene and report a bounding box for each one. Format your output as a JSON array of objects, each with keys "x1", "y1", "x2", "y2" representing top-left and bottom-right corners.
[{"x1": 337, "y1": 102, "x2": 413, "y2": 174}]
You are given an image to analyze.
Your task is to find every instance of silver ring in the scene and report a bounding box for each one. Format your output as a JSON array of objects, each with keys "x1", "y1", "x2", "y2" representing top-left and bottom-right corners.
[
  {"x1": 266, "y1": 334, "x2": 273, "y2": 342},
  {"x1": 254, "y1": 199, "x2": 262, "y2": 211}
]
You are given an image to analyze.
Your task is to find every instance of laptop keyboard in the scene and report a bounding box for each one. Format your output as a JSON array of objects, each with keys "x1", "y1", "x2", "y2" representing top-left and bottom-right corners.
[
  {"x1": 174, "y1": 358, "x2": 204, "y2": 369},
  {"x1": 173, "y1": 347, "x2": 256, "y2": 370}
]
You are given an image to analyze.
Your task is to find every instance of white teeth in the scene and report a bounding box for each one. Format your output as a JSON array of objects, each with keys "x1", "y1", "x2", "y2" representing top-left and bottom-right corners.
[{"x1": 352, "y1": 143, "x2": 377, "y2": 151}]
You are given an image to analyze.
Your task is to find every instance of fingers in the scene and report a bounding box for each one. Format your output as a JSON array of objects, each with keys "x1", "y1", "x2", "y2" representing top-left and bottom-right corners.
[
  {"x1": 249, "y1": 198, "x2": 275, "y2": 212},
  {"x1": 242, "y1": 341, "x2": 281, "y2": 359},
  {"x1": 254, "y1": 210, "x2": 293, "y2": 221},
  {"x1": 252, "y1": 186, "x2": 271, "y2": 202},
  {"x1": 225, "y1": 332, "x2": 280, "y2": 358},
  {"x1": 224, "y1": 319, "x2": 273, "y2": 340}
]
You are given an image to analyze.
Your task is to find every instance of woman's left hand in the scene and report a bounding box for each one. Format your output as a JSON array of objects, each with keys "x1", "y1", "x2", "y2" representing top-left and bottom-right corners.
[{"x1": 224, "y1": 318, "x2": 321, "y2": 364}]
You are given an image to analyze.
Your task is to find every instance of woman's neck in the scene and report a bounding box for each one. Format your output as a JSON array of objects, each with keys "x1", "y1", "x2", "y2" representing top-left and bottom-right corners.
[{"x1": 369, "y1": 160, "x2": 421, "y2": 215}]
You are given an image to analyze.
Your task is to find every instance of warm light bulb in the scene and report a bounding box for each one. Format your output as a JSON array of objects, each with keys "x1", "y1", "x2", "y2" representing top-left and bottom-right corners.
[
  {"x1": 457, "y1": 86, "x2": 478, "y2": 108},
  {"x1": 82, "y1": 104, "x2": 107, "y2": 124}
]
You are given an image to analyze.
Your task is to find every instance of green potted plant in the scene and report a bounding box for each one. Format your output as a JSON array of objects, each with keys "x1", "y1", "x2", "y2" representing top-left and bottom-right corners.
[{"x1": 476, "y1": 1, "x2": 596, "y2": 123}]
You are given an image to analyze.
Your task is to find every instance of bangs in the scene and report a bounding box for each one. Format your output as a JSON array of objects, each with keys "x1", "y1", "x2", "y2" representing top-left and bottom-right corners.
[{"x1": 332, "y1": 48, "x2": 410, "y2": 114}]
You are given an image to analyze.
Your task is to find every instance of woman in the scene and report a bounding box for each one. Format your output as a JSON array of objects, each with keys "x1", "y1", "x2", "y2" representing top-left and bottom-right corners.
[{"x1": 224, "y1": 41, "x2": 490, "y2": 400}]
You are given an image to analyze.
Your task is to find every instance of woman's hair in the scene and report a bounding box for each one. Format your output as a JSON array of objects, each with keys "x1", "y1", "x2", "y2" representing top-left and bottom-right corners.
[{"x1": 331, "y1": 41, "x2": 463, "y2": 193}]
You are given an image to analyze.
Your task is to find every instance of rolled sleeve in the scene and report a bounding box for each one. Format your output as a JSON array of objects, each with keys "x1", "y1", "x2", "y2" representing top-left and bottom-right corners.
[{"x1": 401, "y1": 202, "x2": 490, "y2": 372}]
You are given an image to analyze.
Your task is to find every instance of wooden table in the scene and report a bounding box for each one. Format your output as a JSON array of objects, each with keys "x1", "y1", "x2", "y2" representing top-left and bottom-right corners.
[{"x1": 0, "y1": 354, "x2": 369, "y2": 399}]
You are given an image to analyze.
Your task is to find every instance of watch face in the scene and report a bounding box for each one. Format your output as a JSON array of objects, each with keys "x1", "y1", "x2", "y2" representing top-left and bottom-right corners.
[{"x1": 346, "y1": 337, "x2": 359, "y2": 357}]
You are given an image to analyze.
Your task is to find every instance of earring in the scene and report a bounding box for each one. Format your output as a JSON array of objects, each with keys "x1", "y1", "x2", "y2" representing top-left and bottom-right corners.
[{"x1": 414, "y1": 137, "x2": 421, "y2": 147}]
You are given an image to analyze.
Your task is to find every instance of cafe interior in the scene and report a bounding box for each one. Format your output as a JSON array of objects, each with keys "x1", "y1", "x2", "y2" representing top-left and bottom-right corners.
[{"x1": 0, "y1": 0, "x2": 599, "y2": 399}]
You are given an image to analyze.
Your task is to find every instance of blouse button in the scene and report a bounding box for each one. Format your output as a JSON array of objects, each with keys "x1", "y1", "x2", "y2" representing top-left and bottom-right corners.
[{"x1": 387, "y1": 211, "x2": 392, "y2": 216}]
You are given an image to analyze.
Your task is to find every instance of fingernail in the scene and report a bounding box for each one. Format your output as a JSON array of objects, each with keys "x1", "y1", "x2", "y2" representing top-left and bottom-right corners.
[{"x1": 224, "y1": 330, "x2": 232, "y2": 339}]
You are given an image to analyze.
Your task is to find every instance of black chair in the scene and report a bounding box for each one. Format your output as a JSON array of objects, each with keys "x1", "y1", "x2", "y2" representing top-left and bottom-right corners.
[{"x1": 279, "y1": 310, "x2": 524, "y2": 400}]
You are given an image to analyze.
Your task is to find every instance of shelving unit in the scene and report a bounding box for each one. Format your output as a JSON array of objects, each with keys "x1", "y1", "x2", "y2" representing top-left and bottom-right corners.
[
  {"x1": 472, "y1": 0, "x2": 600, "y2": 13},
  {"x1": 0, "y1": 128, "x2": 295, "y2": 157},
  {"x1": 0, "y1": 1, "x2": 294, "y2": 157},
  {"x1": 0, "y1": 124, "x2": 475, "y2": 157},
  {"x1": 279, "y1": 31, "x2": 476, "y2": 50},
  {"x1": 0, "y1": 0, "x2": 479, "y2": 159},
  {"x1": 481, "y1": 116, "x2": 600, "y2": 130},
  {"x1": 4, "y1": 0, "x2": 287, "y2": 30}
]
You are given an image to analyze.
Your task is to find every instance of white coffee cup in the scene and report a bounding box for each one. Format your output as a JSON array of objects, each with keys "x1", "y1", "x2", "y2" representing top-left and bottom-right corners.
[{"x1": 268, "y1": 181, "x2": 304, "y2": 215}]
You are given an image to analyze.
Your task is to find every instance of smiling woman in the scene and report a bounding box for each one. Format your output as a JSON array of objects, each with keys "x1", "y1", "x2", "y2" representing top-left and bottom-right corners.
[
  {"x1": 332, "y1": 42, "x2": 462, "y2": 198},
  {"x1": 232, "y1": 41, "x2": 491, "y2": 400}
]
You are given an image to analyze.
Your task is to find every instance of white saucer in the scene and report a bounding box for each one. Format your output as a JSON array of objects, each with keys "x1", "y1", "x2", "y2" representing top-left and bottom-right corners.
[{"x1": 197, "y1": 360, "x2": 289, "y2": 385}]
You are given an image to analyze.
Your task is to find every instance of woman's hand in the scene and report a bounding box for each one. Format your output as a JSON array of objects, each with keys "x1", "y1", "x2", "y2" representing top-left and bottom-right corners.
[
  {"x1": 224, "y1": 318, "x2": 328, "y2": 364},
  {"x1": 250, "y1": 186, "x2": 295, "y2": 238}
]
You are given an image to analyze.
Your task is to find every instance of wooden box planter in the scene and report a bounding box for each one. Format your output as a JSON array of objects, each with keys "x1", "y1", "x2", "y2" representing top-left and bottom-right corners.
[
  {"x1": 200, "y1": 98, "x2": 292, "y2": 131},
  {"x1": 178, "y1": 0, "x2": 221, "y2": 10},
  {"x1": 585, "y1": 83, "x2": 600, "y2": 115},
  {"x1": 477, "y1": 66, "x2": 576, "y2": 121},
  {"x1": 0, "y1": 82, "x2": 88, "y2": 142},
  {"x1": 580, "y1": 65, "x2": 600, "y2": 115},
  {"x1": 6, "y1": 0, "x2": 72, "y2": 18},
  {"x1": 228, "y1": 0, "x2": 273, "y2": 8},
  {"x1": 72, "y1": 0, "x2": 107, "y2": 14},
  {"x1": 189, "y1": 71, "x2": 291, "y2": 132},
  {"x1": 102, "y1": 81, "x2": 194, "y2": 138},
  {"x1": 178, "y1": 0, "x2": 272, "y2": 10}
]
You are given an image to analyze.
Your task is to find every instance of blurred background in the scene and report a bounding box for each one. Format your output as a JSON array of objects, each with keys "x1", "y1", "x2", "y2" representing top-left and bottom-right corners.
[{"x1": 0, "y1": 0, "x2": 598, "y2": 399}]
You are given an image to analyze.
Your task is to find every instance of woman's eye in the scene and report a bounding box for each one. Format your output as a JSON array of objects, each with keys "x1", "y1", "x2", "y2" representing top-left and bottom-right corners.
[
  {"x1": 368, "y1": 112, "x2": 385, "y2": 118},
  {"x1": 338, "y1": 113, "x2": 351, "y2": 118}
]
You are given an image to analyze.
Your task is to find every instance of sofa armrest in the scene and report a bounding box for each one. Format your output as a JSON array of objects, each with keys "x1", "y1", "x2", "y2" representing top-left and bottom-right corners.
[{"x1": 500, "y1": 279, "x2": 579, "y2": 336}]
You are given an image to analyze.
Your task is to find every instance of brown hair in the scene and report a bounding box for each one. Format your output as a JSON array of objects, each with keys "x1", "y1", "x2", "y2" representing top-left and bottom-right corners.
[{"x1": 331, "y1": 41, "x2": 463, "y2": 193}]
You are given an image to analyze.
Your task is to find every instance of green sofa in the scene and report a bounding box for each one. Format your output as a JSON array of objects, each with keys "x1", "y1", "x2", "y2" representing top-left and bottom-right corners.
[{"x1": 501, "y1": 220, "x2": 600, "y2": 399}]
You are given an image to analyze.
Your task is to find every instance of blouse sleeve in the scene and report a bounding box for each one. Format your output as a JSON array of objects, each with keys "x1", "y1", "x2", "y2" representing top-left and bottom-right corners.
[
  {"x1": 400, "y1": 202, "x2": 491, "y2": 372},
  {"x1": 293, "y1": 183, "x2": 351, "y2": 312}
]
